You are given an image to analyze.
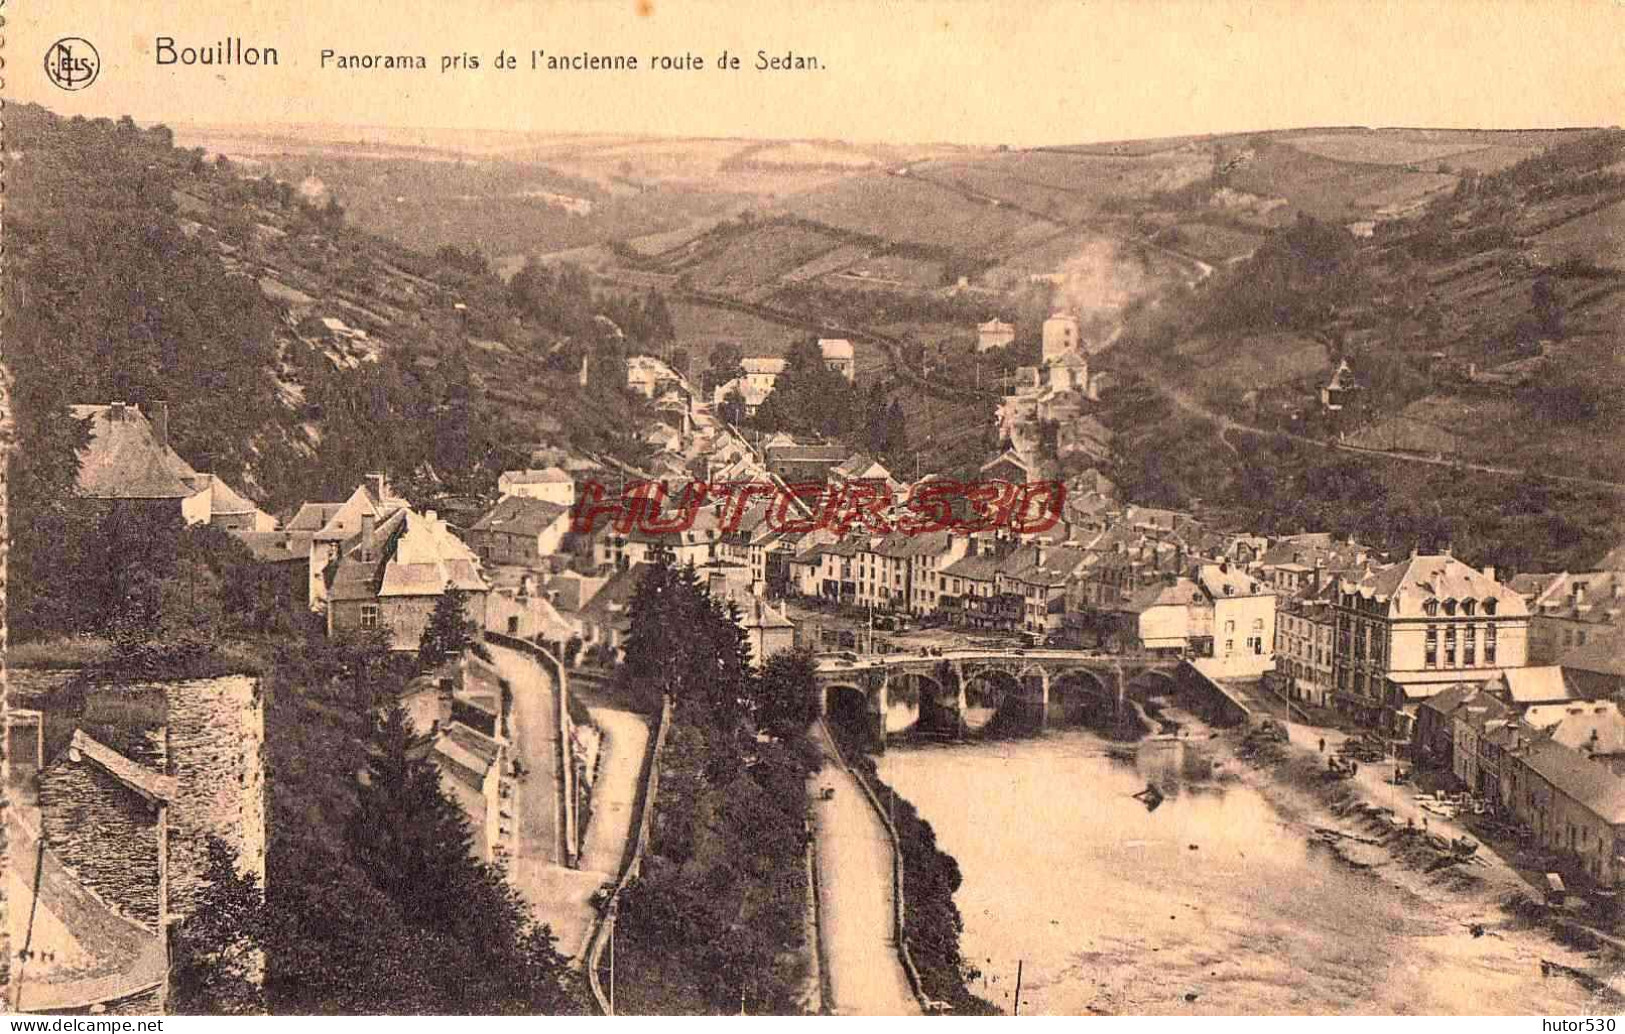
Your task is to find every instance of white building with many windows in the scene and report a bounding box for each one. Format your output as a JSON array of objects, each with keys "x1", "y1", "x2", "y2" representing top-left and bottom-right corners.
[{"x1": 1329, "y1": 552, "x2": 1529, "y2": 734}]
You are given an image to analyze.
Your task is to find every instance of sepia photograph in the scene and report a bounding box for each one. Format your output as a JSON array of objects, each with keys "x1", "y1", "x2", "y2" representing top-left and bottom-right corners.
[{"x1": 4, "y1": 0, "x2": 1625, "y2": 1020}]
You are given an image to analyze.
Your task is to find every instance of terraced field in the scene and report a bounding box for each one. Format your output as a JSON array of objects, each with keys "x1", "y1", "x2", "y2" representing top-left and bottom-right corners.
[
  {"x1": 780, "y1": 172, "x2": 1050, "y2": 253},
  {"x1": 1225, "y1": 144, "x2": 1450, "y2": 223},
  {"x1": 1283, "y1": 134, "x2": 1503, "y2": 167},
  {"x1": 1531, "y1": 196, "x2": 1625, "y2": 270},
  {"x1": 674, "y1": 223, "x2": 847, "y2": 295}
]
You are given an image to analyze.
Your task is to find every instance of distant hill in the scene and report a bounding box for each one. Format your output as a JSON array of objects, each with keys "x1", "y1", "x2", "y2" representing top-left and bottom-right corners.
[{"x1": 172, "y1": 124, "x2": 971, "y2": 271}]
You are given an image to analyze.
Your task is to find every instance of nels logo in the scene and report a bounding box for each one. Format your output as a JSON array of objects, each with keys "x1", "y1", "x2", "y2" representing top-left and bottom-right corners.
[{"x1": 45, "y1": 37, "x2": 101, "y2": 91}]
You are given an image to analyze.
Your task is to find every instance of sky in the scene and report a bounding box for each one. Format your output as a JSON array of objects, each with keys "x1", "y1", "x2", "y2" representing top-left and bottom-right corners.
[{"x1": 12, "y1": 0, "x2": 1625, "y2": 147}]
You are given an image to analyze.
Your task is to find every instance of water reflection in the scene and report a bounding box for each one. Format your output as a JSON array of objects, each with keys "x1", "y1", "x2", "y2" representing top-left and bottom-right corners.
[{"x1": 876, "y1": 729, "x2": 1593, "y2": 1015}]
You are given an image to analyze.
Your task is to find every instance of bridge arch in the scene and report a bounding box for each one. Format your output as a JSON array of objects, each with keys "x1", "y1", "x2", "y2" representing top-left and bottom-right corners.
[
  {"x1": 1128, "y1": 668, "x2": 1178, "y2": 696},
  {"x1": 1047, "y1": 668, "x2": 1115, "y2": 727},
  {"x1": 824, "y1": 683, "x2": 869, "y2": 724},
  {"x1": 887, "y1": 670, "x2": 946, "y2": 736},
  {"x1": 959, "y1": 667, "x2": 1015, "y2": 732}
]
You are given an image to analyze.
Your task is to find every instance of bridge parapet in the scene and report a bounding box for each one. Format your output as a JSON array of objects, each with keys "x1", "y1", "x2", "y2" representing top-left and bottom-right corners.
[{"x1": 813, "y1": 649, "x2": 1182, "y2": 748}]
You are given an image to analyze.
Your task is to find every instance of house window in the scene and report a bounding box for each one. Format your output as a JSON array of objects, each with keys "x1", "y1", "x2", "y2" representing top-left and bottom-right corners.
[
  {"x1": 1225, "y1": 620, "x2": 1236, "y2": 634},
  {"x1": 1462, "y1": 599, "x2": 1477, "y2": 616},
  {"x1": 1424, "y1": 599, "x2": 1439, "y2": 617},
  {"x1": 1464, "y1": 626, "x2": 1476, "y2": 667},
  {"x1": 1485, "y1": 625, "x2": 1497, "y2": 665},
  {"x1": 1445, "y1": 626, "x2": 1457, "y2": 666},
  {"x1": 360, "y1": 603, "x2": 380, "y2": 630},
  {"x1": 1443, "y1": 598, "x2": 1457, "y2": 616},
  {"x1": 1484, "y1": 598, "x2": 1497, "y2": 616},
  {"x1": 1425, "y1": 625, "x2": 1438, "y2": 667}
]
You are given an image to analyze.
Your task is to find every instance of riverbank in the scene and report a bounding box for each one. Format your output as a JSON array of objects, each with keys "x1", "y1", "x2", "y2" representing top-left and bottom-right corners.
[
  {"x1": 879, "y1": 709, "x2": 1612, "y2": 1013},
  {"x1": 1199, "y1": 708, "x2": 1622, "y2": 1004},
  {"x1": 827, "y1": 719, "x2": 999, "y2": 1015}
]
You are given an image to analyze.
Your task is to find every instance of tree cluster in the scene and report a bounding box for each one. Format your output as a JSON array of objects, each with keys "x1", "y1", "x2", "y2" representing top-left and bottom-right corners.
[
  {"x1": 745, "y1": 336, "x2": 909, "y2": 460},
  {"x1": 610, "y1": 550, "x2": 823, "y2": 1013},
  {"x1": 170, "y1": 629, "x2": 587, "y2": 1014}
]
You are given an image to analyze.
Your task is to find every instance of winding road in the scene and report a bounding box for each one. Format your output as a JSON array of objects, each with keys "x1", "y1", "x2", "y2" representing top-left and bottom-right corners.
[
  {"x1": 1152, "y1": 375, "x2": 1625, "y2": 493},
  {"x1": 486, "y1": 644, "x2": 651, "y2": 960}
]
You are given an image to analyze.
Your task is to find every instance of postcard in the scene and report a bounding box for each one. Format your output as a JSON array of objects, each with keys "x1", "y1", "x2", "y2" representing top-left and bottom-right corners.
[{"x1": 5, "y1": 0, "x2": 1625, "y2": 1019}]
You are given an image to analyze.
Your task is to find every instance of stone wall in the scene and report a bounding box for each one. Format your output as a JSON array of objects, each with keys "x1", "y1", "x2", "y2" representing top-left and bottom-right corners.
[
  {"x1": 162, "y1": 676, "x2": 266, "y2": 920},
  {"x1": 38, "y1": 761, "x2": 162, "y2": 929},
  {"x1": 1177, "y1": 660, "x2": 1255, "y2": 727}
]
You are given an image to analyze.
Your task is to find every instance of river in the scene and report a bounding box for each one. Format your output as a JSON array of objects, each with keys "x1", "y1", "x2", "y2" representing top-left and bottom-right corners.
[{"x1": 876, "y1": 730, "x2": 1596, "y2": 1015}]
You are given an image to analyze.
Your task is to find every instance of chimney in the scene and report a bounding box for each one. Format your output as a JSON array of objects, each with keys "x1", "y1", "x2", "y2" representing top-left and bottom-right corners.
[
  {"x1": 152, "y1": 400, "x2": 170, "y2": 448},
  {"x1": 368, "y1": 472, "x2": 387, "y2": 502},
  {"x1": 1482, "y1": 564, "x2": 1496, "y2": 583},
  {"x1": 361, "y1": 513, "x2": 377, "y2": 559},
  {"x1": 110, "y1": 401, "x2": 126, "y2": 422}
]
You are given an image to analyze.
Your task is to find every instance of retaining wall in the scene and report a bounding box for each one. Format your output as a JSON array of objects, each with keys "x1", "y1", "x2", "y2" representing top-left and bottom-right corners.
[
  {"x1": 584, "y1": 694, "x2": 673, "y2": 1014},
  {"x1": 486, "y1": 633, "x2": 577, "y2": 866},
  {"x1": 819, "y1": 719, "x2": 931, "y2": 1013},
  {"x1": 1176, "y1": 660, "x2": 1255, "y2": 727}
]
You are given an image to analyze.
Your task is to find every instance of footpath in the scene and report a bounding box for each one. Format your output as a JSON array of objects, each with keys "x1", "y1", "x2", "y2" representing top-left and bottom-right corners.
[{"x1": 809, "y1": 722, "x2": 921, "y2": 1016}]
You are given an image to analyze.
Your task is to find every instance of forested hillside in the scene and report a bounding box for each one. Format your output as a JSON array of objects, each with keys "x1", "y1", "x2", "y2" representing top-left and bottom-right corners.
[
  {"x1": 1096, "y1": 132, "x2": 1625, "y2": 574},
  {"x1": 4, "y1": 103, "x2": 668, "y2": 516}
]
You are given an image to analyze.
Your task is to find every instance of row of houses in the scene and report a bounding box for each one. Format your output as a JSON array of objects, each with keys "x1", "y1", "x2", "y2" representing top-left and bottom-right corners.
[
  {"x1": 1267, "y1": 530, "x2": 1625, "y2": 736},
  {"x1": 1414, "y1": 671, "x2": 1625, "y2": 887}
]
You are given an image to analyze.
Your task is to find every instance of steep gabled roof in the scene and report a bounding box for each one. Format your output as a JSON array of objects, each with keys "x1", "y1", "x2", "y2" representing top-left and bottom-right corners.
[
  {"x1": 1497, "y1": 666, "x2": 1577, "y2": 705},
  {"x1": 1198, "y1": 563, "x2": 1271, "y2": 600},
  {"x1": 1122, "y1": 577, "x2": 1205, "y2": 614},
  {"x1": 328, "y1": 507, "x2": 488, "y2": 603},
  {"x1": 1517, "y1": 737, "x2": 1625, "y2": 825},
  {"x1": 72, "y1": 404, "x2": 198, "y2": 500},
  {"x1": 204, "y1": 475, "x2": 261, "y2": 516},
  {"x1": 999, "y1": 544, "x2": 1087, "y2": 587},
  {"x1": 315, "y1": 483, "x2": 407, "y2": 542},
  {"x1": 943, "y1": 553, "x2": 1004, "y2": 583},
  {"x1": 579, "y1": 563, "x2": 650, "y2": 628},
  {"x1": 1525, "y1": 701, "x2": 1625, "y2": 755},
  {"x1": 1418, "y1": 681, "x2": 1484, "y2": 718},
  {"x1": 286, "y1": 501, "x2": 345, "y2": 532},
  {"x1": 979, "y1": 450, "x2": 1030, "y2": 478},
  {"x1": 470, "y1": 495, "x2": 570, "y2": 538}
]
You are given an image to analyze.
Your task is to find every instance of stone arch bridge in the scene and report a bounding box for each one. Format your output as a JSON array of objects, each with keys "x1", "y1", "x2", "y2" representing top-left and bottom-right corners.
[{"x1": 814, "y1": 649, "x2": 1185, "y2": 749}]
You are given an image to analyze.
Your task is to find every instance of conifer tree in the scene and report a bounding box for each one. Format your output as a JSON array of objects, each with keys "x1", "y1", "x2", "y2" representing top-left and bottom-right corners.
[
  {"x1": 418, "y1": 589, "x2": 477, "y2": 671},
  {"x1": 169, "y1": 837, "x2": 268, "y2": 1015}
]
